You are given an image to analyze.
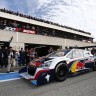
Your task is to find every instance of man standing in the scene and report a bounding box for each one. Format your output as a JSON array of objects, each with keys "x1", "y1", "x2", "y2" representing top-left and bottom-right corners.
[
  {"x1": 7, "y1": 47, "x2": 16, "y2": 73},
  {"x1": 0, "y1": 46, "x2": 4, "y2": 68},
  {"x1": 19, "y1": 48, "x2": 25, "y2": 66},
  {"x1": 25, "y1": 49, "x2": 29, "y2": 65},
  {"x1": 91, "y1": 48, "x2": 95, "y2": 55},
  {"x1": 3, "y1": 47, "x2": 9, "y2": 68}
]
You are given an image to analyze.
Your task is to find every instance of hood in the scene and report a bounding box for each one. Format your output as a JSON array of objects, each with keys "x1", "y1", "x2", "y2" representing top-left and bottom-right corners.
[{"x1": 29, "y1": 57, "x2": 54, "y2": 67}]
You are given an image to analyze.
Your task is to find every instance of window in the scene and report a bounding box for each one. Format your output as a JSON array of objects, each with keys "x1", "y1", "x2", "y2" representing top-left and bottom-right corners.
[
  {"x1": 66, "y1": 52, "x2": 73, "y2": 59},
  {"x1": 66, "y1": 49, "x2": 84, "y2": 59},
  {"x1": 73, "y1": 49, "x2": 84, "y2": 58}
]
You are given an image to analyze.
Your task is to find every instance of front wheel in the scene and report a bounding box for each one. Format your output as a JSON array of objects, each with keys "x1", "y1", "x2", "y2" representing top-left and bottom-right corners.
[{"x1": 55, "y1": 63, "x2": 68, "y2": 82}]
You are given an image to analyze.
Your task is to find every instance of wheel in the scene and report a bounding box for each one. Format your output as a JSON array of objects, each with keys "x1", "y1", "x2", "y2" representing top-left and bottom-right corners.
[{"x1": 55, "y1": 63, "x2": 68, "y2": 82}]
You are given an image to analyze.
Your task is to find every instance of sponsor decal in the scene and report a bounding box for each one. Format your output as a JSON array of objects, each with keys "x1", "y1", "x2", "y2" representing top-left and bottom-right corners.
[
  {"x1": 76, "y1": 62, "x2": 84, "y2": 69},
  {"x1": 4, "y1": 27, "x2": 16, "y2": 31},
  {"x1": 23, "y1": 29, "x2": 35, "y2": 34},
  {"x1": 16, "y1": 28, "x2": 35, "y2": 34},
  {"x1": 45, "y1": 74, "x2": 50, "y2": 82},
  {"x1": 3, "y1": 26, "x2": 35, "y2": 34},
  {"x1": 70, "y1": 61, "x2": 85, "y2": 73}
]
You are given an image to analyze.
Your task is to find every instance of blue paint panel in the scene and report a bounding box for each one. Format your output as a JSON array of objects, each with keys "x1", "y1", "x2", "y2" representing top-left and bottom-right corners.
[
  {"x1": 36, "y1": 69, "x2": 55, "y2": 85},
  {"x1": 31, "y1": 80, "x2": 37, "y2": 85},
  {"x1": 0, "y1": 72, "x2": 21, "y2": 80}
]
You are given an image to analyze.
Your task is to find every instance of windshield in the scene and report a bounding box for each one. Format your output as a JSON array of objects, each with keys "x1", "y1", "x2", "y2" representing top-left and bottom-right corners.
[
  {"x1": 48, "y1": 49, "x2": 71, "y2": 57},
  {"x1": 32, "y1": 49, "x2": 71, "y2": 63}
]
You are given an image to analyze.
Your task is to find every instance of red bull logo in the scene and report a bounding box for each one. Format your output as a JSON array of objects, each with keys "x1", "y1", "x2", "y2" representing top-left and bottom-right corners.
[
  {"x1": 70, "y1": 61, "x2": 85, "y2": 73},
  {"x1": 76, "y1": 62, "x2": 84, "y2": 69}
]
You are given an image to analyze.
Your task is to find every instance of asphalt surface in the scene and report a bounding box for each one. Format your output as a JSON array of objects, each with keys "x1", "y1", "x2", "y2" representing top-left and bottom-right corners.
[{"x1": 0, "y1": 71, "x2": 96, "y2": 96}]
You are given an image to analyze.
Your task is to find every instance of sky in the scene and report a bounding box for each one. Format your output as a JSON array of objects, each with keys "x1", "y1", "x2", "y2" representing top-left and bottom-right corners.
[{"x1": 0, "y1": 0, "x2": 96, "y2": 41}]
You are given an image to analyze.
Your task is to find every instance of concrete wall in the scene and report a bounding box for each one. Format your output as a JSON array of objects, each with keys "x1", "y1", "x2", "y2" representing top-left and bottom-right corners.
[{"x1": 0, "y1": 29, "x2": 95, "y2": 50}]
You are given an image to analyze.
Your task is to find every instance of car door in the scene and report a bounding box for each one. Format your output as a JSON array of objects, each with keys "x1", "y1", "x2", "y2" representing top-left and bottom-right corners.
[{"x1": 66, "y1": 49, "x2": 87, "y2": 73}]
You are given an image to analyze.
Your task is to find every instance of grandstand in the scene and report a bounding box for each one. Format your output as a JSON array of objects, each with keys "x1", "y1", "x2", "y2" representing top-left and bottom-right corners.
[{"x1": 0, "y1": 8, "x2": 95, "y2": 52}]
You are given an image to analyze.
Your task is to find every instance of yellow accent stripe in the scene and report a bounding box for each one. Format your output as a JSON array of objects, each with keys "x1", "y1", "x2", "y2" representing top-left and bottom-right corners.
[{"x1": 71, "y1": 61, "x2": 78, "y2": 73}]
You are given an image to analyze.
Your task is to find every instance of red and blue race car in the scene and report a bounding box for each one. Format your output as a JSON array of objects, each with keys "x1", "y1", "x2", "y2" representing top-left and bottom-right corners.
[{"x1": 19, "y1": 48, "x2": 96, "y2": 85}]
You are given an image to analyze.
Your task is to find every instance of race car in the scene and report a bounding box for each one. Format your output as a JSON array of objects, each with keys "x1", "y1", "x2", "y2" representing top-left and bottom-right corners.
[{"x1": 19, "y1": 48, "x2": 96, "y2": 85}]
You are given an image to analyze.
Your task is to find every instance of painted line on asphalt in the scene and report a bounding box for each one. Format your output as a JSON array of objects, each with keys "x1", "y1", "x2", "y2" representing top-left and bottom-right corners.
[
  {"x1": 0, "y1": 72, "x2": 22, "y2": 82},
  {"x1": 0, "y1": 78, "x2": 22, "y2": 82}
]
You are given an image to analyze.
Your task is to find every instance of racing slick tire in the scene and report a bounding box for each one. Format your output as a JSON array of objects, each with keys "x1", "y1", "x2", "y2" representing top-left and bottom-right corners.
[{"x1": 55, "y1": 63, "x2": 68, "y2": 82}]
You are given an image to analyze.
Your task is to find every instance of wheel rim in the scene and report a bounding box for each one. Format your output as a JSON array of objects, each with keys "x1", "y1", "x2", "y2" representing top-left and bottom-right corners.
[{"x1": 57, "y1": 65, "x2": 67, "y2": 78}]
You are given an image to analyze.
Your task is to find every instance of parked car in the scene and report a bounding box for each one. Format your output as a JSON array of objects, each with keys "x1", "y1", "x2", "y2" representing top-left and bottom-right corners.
[{"x1": 19, "y1": 48, "x2": 96, "y2": 85}]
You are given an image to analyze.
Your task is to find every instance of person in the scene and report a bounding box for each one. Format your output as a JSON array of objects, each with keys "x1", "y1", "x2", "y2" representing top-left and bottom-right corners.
[
  {"x1": 32, "y1": 48, "x2": 38, "y2": 59},
  {"x1": 48, "y1": 47, "x2": 54, "y2": 54},
  {"x1": 29, "y1": 48, "x2": 37, "y2": 61},
  {"x1": 7, "y1": 47, "x2": 16, "y2": 73},
  {"x1": 3, "y1": 47, "x2": 9, "y2": 68},
  {"x1": 19, "y1": 48, "x2": 25, "y2": 66},
  {"x1": 57, "y1": 46, "x2": 62, "y2": 51},
  {"x1": 91, "y1": 48, "x2": 95, "y2": 55},
  {"x1": 29, "y1": 48, "x2": 33, "y2": 61},
  {"x1": 25, "y1": 49, "x2": 30, "y2": 65},
  {"x1": 0, "y1": 46, "x2": 4, "y2": 68},
  {"x1": 64, "y1": 46, "x2": 69, "y2": 55},
  {"x1": 15, "y1": 51, "x2": 19, "y2": 67}
]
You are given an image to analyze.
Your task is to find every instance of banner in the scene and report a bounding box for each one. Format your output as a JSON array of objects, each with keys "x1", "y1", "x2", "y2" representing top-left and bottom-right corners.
[
  {"x1": 2, "y1": 26, "x2": 36, "y2": 34},
  {"x1": 23, "y1": 29, "x2": 35, "y2": 34}
]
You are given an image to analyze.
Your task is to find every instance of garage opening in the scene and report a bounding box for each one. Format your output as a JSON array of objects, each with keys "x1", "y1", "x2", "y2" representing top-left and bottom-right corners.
[{"x1": 25, "y1": 43, "x2": 61, "y2": 57}]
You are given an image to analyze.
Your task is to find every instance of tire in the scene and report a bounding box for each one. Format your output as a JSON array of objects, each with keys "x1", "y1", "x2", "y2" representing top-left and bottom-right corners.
[{"x1": 55, "y1": 63, "x2": 68, "y2": 82}]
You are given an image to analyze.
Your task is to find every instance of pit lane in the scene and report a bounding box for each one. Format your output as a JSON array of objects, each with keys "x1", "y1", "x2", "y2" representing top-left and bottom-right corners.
[{"x1": 0, "y1": 71, "x2": 96, "y2": 96}]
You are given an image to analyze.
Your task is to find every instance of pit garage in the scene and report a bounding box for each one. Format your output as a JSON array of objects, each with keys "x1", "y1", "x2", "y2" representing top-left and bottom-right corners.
[{"x1": 25, "y1": 43, "x2": 61, "y2": 56}]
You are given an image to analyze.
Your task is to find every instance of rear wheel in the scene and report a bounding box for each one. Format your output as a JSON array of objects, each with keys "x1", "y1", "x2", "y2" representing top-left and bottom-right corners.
[{"x1": 55, "y1": 63, "x2": 68, "y2": 81}]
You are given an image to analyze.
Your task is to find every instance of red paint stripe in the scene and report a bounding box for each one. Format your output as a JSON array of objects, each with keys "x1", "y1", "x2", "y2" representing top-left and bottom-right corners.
[{"x1": 35, "y1": 70, "x2": 49, "y2": 79}]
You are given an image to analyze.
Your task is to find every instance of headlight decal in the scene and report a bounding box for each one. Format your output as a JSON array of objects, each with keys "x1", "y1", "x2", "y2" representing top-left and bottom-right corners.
[{"x1": 41, "y1": 61, "x2": 52, "y2": 68}]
